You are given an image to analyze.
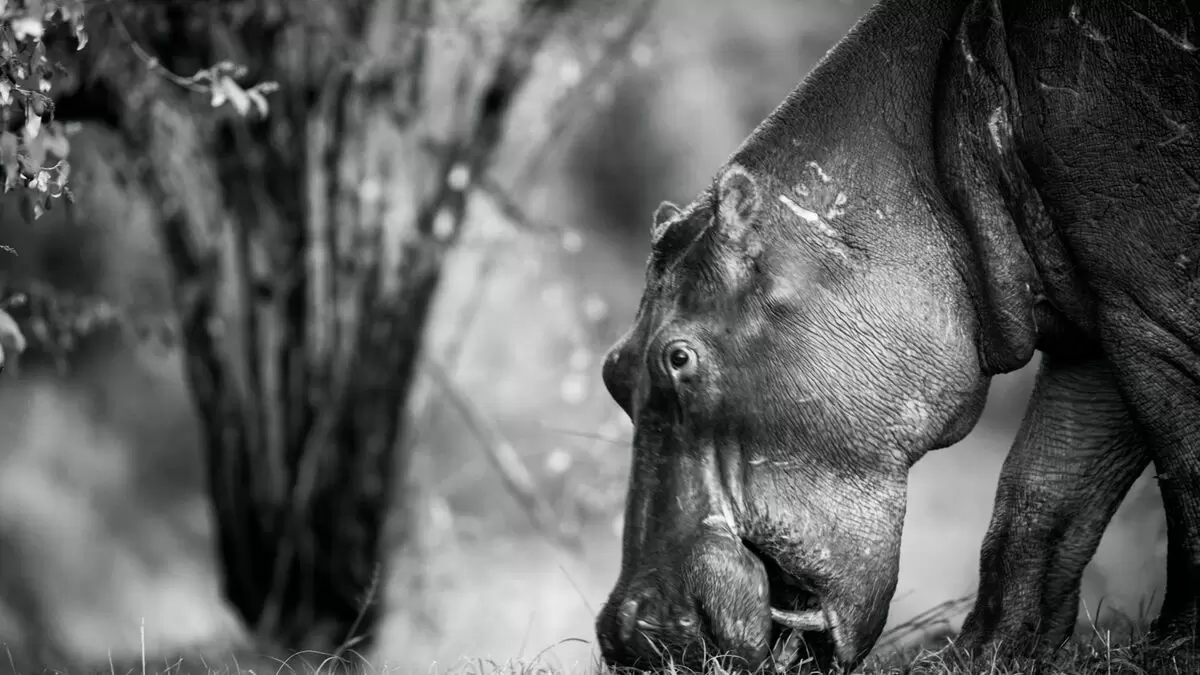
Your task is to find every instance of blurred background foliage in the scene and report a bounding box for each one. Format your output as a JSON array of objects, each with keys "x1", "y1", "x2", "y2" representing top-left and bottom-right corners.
[{"x1": 0, "y1": 0, "x2": 1169, "y2": 673}]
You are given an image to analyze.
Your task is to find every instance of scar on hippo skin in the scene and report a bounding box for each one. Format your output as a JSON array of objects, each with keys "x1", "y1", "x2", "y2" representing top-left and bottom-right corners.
[
  {"x1": 777, "y1": 160, "x2": 852, "y2": 261},
  {"x1": 651, "y1": 200, "x2": 683, "y2": 245},
  {"x1": 1124, "y1": 6, "x2": 1199, "y2": 52},
  {"x1": 795, "y1": 160, "x2": 848, "y2": 221},
  {"x1": 1068, "y1": 3, "x2": 1108, "y2": 43}
]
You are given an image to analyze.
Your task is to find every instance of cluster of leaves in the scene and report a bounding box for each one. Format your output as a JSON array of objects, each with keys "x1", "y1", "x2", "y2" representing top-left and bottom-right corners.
[
  {"x1": 0, "y1": 0, "x2": 86, "y2": 225},
  {"x1": 0, "y1": 0, "x2": 280, "y2": 230},
  {"x1": 0, "y1": 1, "x2": 279, "y2": 369},
  {"x1": 187, "y1": 59, "x2": 280, "y2": 118}
]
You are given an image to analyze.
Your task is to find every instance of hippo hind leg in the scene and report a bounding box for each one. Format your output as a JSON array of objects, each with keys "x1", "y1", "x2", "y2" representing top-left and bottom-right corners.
[
  {"x1": 1101, "y1": 295, "x2": 1200, "y2": 656},
  {"x1": 958, "y1": 352, "x2": 1149, "y2": 664}
]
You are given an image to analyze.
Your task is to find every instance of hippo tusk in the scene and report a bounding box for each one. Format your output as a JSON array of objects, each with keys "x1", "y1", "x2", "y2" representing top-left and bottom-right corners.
[
  {"x1": 771, "y1": 628, "x2": 806, "y2": 673},
  {"x1": 770, "y1": 607, "x2": 828, "y2": 632}
]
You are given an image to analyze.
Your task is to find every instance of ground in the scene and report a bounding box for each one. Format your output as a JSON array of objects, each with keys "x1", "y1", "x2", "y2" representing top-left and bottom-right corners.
[{"x1": 98, "y1": 610, "x2": 1191, "y2": 675}]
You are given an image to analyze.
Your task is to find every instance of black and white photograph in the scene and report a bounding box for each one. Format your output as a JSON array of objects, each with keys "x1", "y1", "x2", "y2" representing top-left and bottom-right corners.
[{"x1": 0, "y1": 1, "x2": 1194, "y2": 673}]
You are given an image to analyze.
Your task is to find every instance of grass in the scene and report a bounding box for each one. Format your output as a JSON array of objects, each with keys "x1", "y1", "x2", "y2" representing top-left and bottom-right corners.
[
  {"x1": 79, "y1": 635, "x2": 1200, "y2": 675},
  {"x1": 76, "y1": 596, "x2": 1196, "y2": 675}
]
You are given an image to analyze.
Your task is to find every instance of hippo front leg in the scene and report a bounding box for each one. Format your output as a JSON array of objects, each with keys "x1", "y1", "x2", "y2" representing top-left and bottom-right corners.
[{"x1": 958, "y1": 353, "x2": 1150, "y2": 662}]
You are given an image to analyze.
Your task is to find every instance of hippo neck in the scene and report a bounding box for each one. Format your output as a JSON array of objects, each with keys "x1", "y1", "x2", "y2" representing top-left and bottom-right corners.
[
  {"x1": 730, "y1": 0, "x2": 1061, "y2": 375},
  {"x1": 727, "y1": 0, "x2": 971, "y2": 182}
]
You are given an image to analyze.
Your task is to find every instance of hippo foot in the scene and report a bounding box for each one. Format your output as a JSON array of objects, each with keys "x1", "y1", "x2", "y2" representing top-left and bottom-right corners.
[
  {"x1": 1103, "y1": 615, "x2": 1200, "y2": 674},
  {"x1": 953, "y1": 623, "x2": 1047, "y2": 663},
  {"x1": 1148, "y1": 613, "x2": 1200, "y2": 653},
  {"x1": 941, "y1": 635, "x2": 1047, "y2": 674}
]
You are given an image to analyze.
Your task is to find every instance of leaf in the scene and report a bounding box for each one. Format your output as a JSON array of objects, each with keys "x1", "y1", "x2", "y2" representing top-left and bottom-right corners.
[
  {"x1": 210, "y1": 60, "x2": 240, "y2": 78},
  {"x1": 46, "y1": 160, "x2": 67, "y2": 197},
  {"x1": 24, "y1": 102, "x2": 41, "y2": 139},
  {"x1": 0, "y1": 78, "x2": 11, "y2": 106},
  {"x1": 210, "y1": 78, "x2": 228, "y2": 108},
  {"x1": 63, "y1": 4, "x2": 87, "y2": 50},
  {"x1": 21, "y1": 128, "x2": 45, "y2": 173},
  {"x1": 0, "y1": 28, "x2": 15, "y2": 60},
  {"x1": 0, "y1": 131, "x2": 18, "y2": 193},
  {"x1": 214, "y1": 75, "x2": 251, "y2": 116},
  {"x1": 28, "y1": 39, "x2": 45, "y2": 76},
  {"x1": 40, "y1": 121, "x2": 69, "y2": 159},
  {"x1": 10, "y1": 16, "x2": 44, "y2": 41},
  {"x1": 29, "y1": 93, "x2": 47, "y2": 117},
  {"x1": 2, "y1": 293, "x2": 27, "y2": 310},
  {"x1": 246, "y1": 88, "x2": 269, "y2": 118}
]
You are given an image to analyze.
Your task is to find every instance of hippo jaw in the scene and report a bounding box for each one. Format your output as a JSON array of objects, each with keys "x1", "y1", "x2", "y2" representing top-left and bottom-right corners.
[
  {"x1": 594, "y1": 454, "x2": 906, "y2": 673},
  {"x1": 739, "y1": 475, "x2": 907, "y2": 672},
  {"x1": 750, "y1": 541, "x2": 844, "y2": 672}
]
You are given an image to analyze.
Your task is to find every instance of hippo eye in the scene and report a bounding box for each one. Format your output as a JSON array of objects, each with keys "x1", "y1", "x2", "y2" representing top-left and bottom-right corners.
[{"x1": 663, "y1": 341, "x2": 698, "y2": 377}]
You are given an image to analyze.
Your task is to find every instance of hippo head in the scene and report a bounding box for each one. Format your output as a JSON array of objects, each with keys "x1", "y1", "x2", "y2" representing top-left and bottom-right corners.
[{"x1": 595, "y1": 158, "x2": 992, "y2": 672}]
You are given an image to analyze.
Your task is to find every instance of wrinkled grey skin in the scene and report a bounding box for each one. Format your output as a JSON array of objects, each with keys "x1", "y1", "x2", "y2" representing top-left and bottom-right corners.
[{"x1": 595, "y1": 0, "x2": 1200, "y2": 671}]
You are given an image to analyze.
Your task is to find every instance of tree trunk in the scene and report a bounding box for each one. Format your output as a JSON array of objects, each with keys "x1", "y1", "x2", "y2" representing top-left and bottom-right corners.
[{"x1": 59, "y1": 0, "x2": 580, "y2": 654}]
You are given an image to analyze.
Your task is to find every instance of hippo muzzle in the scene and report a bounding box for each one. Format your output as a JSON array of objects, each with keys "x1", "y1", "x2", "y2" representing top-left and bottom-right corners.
[
  {"x1": 598, "y1": 530, "x2": 845, "y2": 672},
  {"x1": 596, "y1": 523, "x2": 845, "y2": 673}
]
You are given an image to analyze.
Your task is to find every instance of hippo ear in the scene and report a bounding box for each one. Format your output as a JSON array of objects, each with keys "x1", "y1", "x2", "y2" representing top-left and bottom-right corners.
[
  {"x1": 651, "y1": 201, "x2": 682, "y2": 240},
  {"x1": 716, "y1": 164, "x2": 761, "y2": 238}
]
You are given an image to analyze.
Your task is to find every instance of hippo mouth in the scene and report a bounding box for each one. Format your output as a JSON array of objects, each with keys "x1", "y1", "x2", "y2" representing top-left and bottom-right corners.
[{"x1": 745, "y1": 541, "x2": 839, "y2": 673}]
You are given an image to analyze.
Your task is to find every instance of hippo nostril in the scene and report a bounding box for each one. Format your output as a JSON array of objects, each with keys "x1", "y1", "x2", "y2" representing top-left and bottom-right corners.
[{"x1": 618, "y1": 598, "x2": 639, "y2": 642}]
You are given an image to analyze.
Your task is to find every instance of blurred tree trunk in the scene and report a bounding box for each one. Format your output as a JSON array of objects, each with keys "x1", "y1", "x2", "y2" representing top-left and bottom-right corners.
[{"x1": 55, "y1": 0, "x2": 589, "y2": 654}]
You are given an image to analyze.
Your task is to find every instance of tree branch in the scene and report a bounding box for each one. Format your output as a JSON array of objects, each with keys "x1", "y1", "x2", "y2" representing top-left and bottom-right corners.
[
  {"x1": 424, "y1": 359, "x2": 582, "y2": 553},
  {"x1": 514, "y1": 0, "x2": 660, "y2": 190},
  {"x1": 417, "y1": 0, "x2": 578, "y2": 240}
]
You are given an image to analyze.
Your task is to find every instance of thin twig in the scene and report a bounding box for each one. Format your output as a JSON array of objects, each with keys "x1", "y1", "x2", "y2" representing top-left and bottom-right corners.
[
  {"x1": 419, "y1": 136, "x2": 563, "y2": 240},
  {"x1": 403, "y1": 241, "x2": 500, "y2": 455},
  {"x1": 479, "y1": 173, "x2": 566, "y2": 236},
  {"x1": 876, "y1": 593, "x2": 977, "y2": 651},
  {"x1": 514, "y1": 0, "x2": 660, "y2": 191},
  {"x1": 106, "y1": 8, "x2": 209, "y2": 93},
  {"x1": 425, "y1": 358, "x2": 582, "y2": 553}
]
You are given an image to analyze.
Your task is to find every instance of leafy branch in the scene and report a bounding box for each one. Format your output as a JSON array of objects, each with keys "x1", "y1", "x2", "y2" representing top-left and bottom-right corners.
[
  {"x1": 107, "y1": 8, "x2": 280, "y2": 118},
  {"x1": 0, "y1": 0, "x2": 280, "y2": 227},
  {"x1": 0, "y1": 0, "x2": 281, "y2": 364}
]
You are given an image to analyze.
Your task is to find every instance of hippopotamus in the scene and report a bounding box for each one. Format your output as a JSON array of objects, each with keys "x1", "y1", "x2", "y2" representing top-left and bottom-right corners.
[{"x1": 594, "y1": 0, "x2": 1200, "y2": 671}]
